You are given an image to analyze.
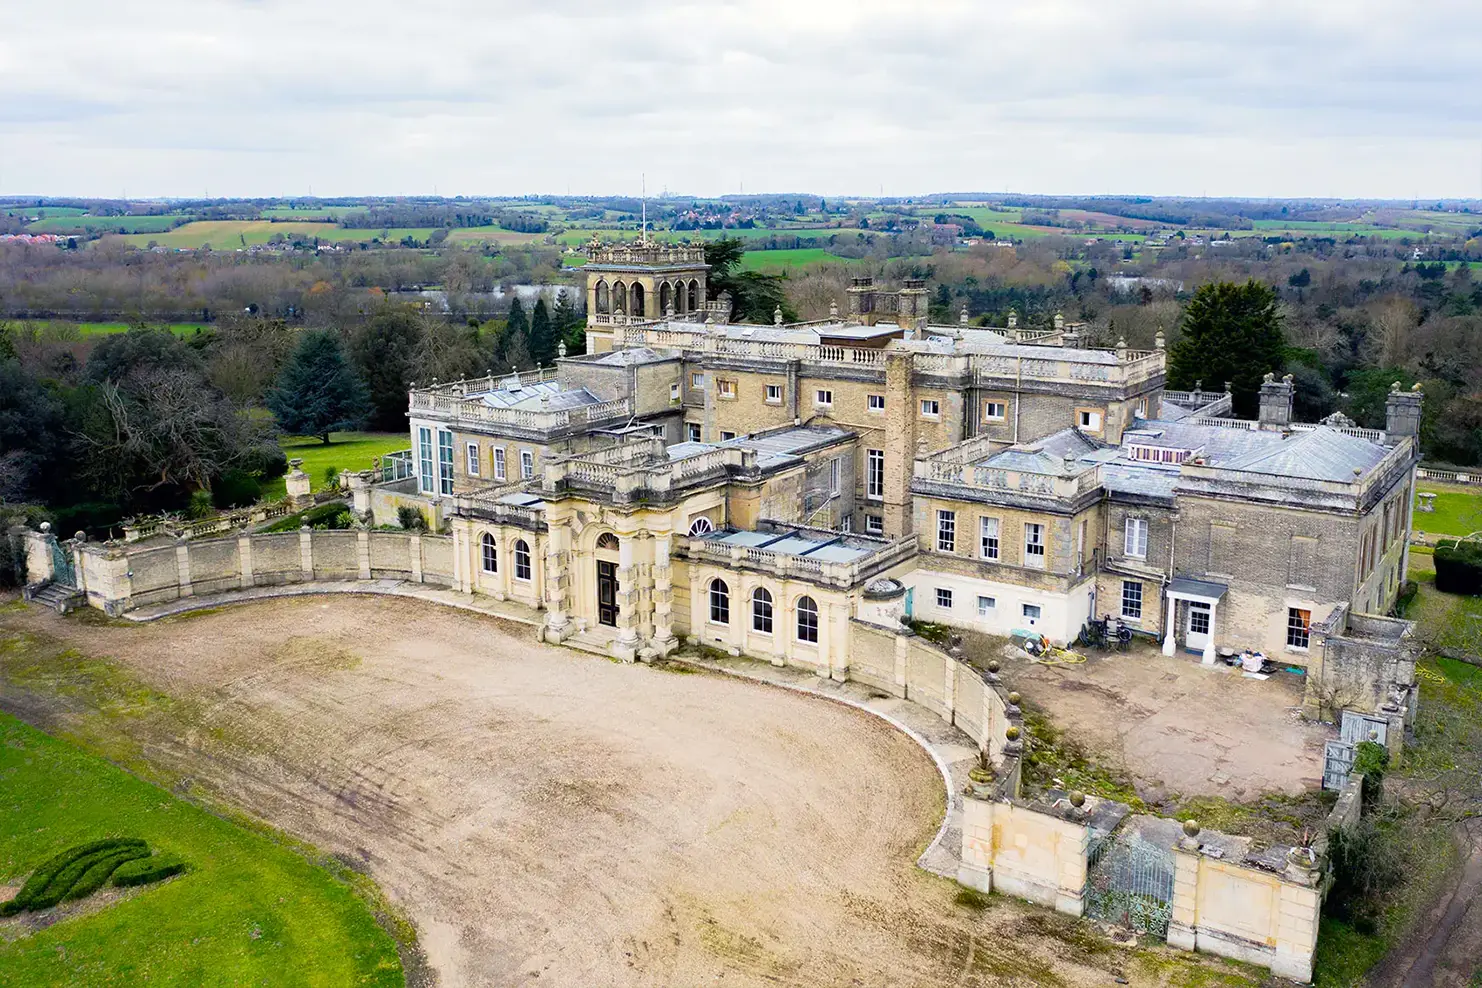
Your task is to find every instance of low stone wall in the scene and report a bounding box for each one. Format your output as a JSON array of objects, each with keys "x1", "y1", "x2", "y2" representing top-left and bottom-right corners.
[{"x1": 29, "y1": 529, "x2": 457, "y2": 616}]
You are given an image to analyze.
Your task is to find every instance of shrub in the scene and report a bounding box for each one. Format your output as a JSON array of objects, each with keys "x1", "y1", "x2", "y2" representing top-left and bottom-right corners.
[
  {"x1": 20, "y1": 839, "x2": 148, "y2": 912},
  {"x1": 397, "y1": 505, "x2": 428, "y2": 532},
  {"x1": 64, "y1": 845, "x2": 151, "y2": 901},
  {"x1": 1326, "y1": 819, "x2": 1405, "y2": 934},
  {"x1": 262, "y1": 501, "x2": 353, "y2": 533},
  {"x1": 1435, "y1": 539, "x2": 1482, "y2": 595},
  {"x1": 186, "y1": 489, "x2": 216, "y2": 519},
  {"x1": 0, "y1": 838, "x2": 146, "y2": 915},
  {"x1": 1354, "y1": 740, "x2": 1390, "y2": 807},
  {"x1": 112, "y1": 853, "x2": 187, "y2": 887},
  {"x1": 241, "y1": 442, "x2": 288, "y2": 482},
  {"x1": 212, "y1": 468, "x2": 263, "y2": 509}
]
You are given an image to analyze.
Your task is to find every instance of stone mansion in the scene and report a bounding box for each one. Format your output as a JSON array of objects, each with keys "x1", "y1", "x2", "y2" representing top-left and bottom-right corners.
[{"x1": 363, "y1": 239, "x2": 1420, "y2": 723}]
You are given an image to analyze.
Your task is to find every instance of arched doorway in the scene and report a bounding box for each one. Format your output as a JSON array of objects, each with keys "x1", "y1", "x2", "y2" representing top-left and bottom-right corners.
[
  {"x1": 688, "y1": 280, "x2": 700, "y2": 312},
  {"x1": 631, "y1": 283, "x2": 645, "y2": 319},
  {"x1": 595, "y1": 281, "x2": 610, "y2": 314},
  {"x1": 659, "y1": 282, "x2": 672, "y2": 316},
  {"x1": 594, "y1": 532, "x2": 620, "y2": 628},
  {"x1": 612, "y1": 281, "x2": 627, "y2": 315}
]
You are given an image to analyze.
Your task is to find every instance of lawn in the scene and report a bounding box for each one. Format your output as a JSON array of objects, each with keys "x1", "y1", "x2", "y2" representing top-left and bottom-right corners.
[
  {"x1": 265, "y1": 432, "x2": 409, "y2": 499},
  {"x1": 28, "y1": 215, "x2": 184, "y2": 235},
  {"x1": 736, "y1": 247, "x2": 860, "y2": 272},
  {"x1": 0, "y1": 711, "x2": 402, "y2": 987},
  {"x1": 1414, "y1": 482, "x2": 1482, "y2": 541},
  {"x1": 76, "y1": 322, "x2": 211, "y2": 338}
]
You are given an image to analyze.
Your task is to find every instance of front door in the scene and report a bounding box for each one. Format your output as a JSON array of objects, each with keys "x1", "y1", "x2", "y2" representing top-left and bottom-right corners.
[
  {"x1": 1186, "y1": 601, "x2": 1211, "y2": 652},
  {"x1": 596, "y1": 560, "x2": 617, "y2": 627}
]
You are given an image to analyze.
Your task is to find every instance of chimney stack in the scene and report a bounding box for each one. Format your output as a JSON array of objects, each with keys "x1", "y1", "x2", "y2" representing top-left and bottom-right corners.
[
  {"x1": 1385, "y1": 382, "x2": 1423, "y2": 444},
  {"x1": 1258, "y1": 373, "x2": 1295, "y2": 430}
]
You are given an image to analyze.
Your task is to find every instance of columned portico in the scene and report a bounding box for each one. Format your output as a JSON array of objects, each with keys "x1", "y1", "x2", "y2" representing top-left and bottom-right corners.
[{"x1": 1162, "y1": 577, "x2": 1228, "y2": 665}]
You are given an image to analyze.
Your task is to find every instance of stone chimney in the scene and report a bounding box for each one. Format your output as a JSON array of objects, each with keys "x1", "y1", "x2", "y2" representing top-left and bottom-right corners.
[
  {"x1": 846, "y1": 277, "x2": 875, "y2": 322},
  {"x1": 1258, "y1": 372, "x2": 1295, "y2": 430},
  {"x1": 1385, "y1": 382, "x2": 1423, "y2": 444},
  {"x1": 897, "y1": 279, "x2": 929, "y2": 337}
]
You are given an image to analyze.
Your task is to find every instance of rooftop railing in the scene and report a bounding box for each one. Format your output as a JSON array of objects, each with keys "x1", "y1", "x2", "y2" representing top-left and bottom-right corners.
[{"x1": 408, "y1": 391, "x2": 633, "y2": 433}]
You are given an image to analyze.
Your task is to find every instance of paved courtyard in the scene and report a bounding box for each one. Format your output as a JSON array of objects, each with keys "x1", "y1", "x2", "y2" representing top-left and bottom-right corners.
[
  {"x1": 988, "y1": 636, "x2": 1334, "y2": 802},
  {"x1": 0, "y1": 596, "x2": 1206, "y2": 988}
]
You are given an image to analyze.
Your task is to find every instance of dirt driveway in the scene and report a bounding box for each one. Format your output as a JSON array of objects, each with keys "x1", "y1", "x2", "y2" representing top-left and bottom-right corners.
[
  {"x1": 992, "y1": 639, "x2": 1333, "y2": 802},
  {"x1": 0, "y1": 596, "x2": 1237, "y2": 988}
]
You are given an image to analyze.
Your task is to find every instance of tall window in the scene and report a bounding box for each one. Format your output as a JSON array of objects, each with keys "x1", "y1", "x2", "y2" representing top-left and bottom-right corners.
[
  {"x1": 1124, "y1": 517, "x2": 1148, "y2": 559},
  {"x1": 796, "y1": 596, "x2": 819, "y2": 643},
  {"x1": 752, "y1": 588, "x2": 773, "y2": 633},
  {"x1": 494, "y1": 447, "x2": 506, "y2": 480},
  {"x1": 709, "y1": 579, "x2": 730, "y2": 624},
  {"x1": 1121, "y1": 580, "x2": 1142, "y2": 619},
  {"x1": 417, "y1": 426, "x2": 434, "y2": 493},
  {"x1": 980, "y1": 517, "x2": 1000, "y2": 560},
  {"x1": 520, "y1": 449, "x2": 534, "y2": 479},
  {"x1": 437, "y1": 429, "x2": 455, "y2": 495},
  {"x1": 867, "y1": 449, "x2": 884, "y2": 499},
  {"x1": 1287, "y1": 607, "x2": 1311, "y2": 649},
  {"x1": 513, "y1": 539, "x2": 531, "y2": 581},
  {"x1": 481, "y1": 533, "x2": 498, "y2": 573},
  {"x1": 828, "y1": 457, "x2": 841, "y2": 494},
  {"x1": 937, "y1": 509, "x2": 956, "y2": 552},
  {"x1": 1024, "y1": 523, "x2": 1045, "y2": 567},
  {"x1": 866, "y1": 515, "x2": 883, "y2": 535},
  {"x1": 687, "y1": 422, "x2": 702, "y2": 442}
]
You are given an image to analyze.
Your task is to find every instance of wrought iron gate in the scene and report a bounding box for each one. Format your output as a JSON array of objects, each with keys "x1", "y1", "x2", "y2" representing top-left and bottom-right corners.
[
  {"x1": 1084, "y1": 830, "x2": 1175, "y2": 937},
  {"x1": 49, "y1": 538, "x2": 76, "y2": 588}
]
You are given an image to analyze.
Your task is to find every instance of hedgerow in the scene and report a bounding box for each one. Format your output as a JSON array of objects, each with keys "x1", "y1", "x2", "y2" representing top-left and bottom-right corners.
[
  {"x1": 64, "y1": 845, "x2": 152, "y2": 902},
  {"x1": 112, "y1": 853, "x2": 187, "y2": 887},
  {"x1": 0, "y1": 838, "x2": 185, "y2": 916},
  {"x1": 0, "y1": 838, "x2": 145, "y2": 915}
]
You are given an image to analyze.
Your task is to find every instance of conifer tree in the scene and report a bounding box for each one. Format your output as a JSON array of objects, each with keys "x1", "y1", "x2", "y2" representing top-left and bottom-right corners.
[
  {"x1": 267, "y1": 330, "x2": 368, "y2": 443},
  {"x1": 1167, "y1": 280, "x2": 1285, "y2": 418},
  {"x1": 529, "y1": 297, "x2": 556, "y2": 366}
]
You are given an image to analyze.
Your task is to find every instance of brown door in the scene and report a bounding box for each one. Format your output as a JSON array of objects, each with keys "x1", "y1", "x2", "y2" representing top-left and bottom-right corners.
[{"x1": 597, "y1": 560, "x2": 617, "y2": 627}]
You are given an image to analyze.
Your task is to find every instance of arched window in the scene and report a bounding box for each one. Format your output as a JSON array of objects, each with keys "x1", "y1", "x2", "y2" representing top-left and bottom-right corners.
[
  {"x1": 612, "y1": 281, "x2": 627, "y2": 315},
  {"x1": 752, "y1": 587, "x2": 773, "y2": 633},
  {"x1": 481, "y1": 532, "x2": 498, "y2": 573},
  {"x1": 688, "y1": 279, "x2": 700, "y2": 312},
  {"x1": 596, "y1": 532, "x2": 619, "y2": 551},
  {"x1": 796, "y1": 595, "x2": 819, "y2": 643},
  {"x1": 631, "y1": 282, "x2": 645, "y2": 318},
  {"x1": 709, "y1": 578, "x2": 730, "y2": 624},
  {"x1": 514, "y1": 539, "x2": 532, "y2": 581},
  {"x1": 659, "y1": 282, "x2": 672, "y2": 315},
  {"x1": 688, "y1": 516, "x2": 714, "y2": 537},
  {"x1": 674, "y1": 280, "x2": 687, "y2": 314},
  {"x1": 595, "y1": 281, "x2": 610, "y2": 314}
]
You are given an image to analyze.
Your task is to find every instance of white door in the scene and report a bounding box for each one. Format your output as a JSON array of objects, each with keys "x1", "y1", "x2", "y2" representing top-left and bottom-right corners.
[{"x1": 1186, "y1": 601, "x2": 1211, "y2": 652}]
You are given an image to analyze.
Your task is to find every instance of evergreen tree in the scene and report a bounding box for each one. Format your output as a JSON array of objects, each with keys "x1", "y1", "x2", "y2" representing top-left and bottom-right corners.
[
  {"x1": 349, "y1": 307, "x2": 422, "y2": 432},
  {"x1": 506, "y1": 296, "x2": 529, "y2": 342},
  {"x1": 703, "y1": 238, "x2": 797, "y2": 323},
  {"x1": 553, "y1": 289, "x2": 586, "y2": 357},
  {"x1": 267, "y1": 330, "x2": 368, "y2": 443},
  {"x1": 529, "y1": 297, "x2": 556, "y2": 366},
  {"x1": 1167, "y1": 280, "x2": 1286, "y2": 418},
  {"x1": 503, "y1": 326, "x2": 532, "y2": 371}
]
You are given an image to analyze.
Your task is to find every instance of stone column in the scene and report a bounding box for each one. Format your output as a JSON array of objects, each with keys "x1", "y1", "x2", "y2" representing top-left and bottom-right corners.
[
  {"x1": 688, "y1": 566, "x2": 705, "y2": 644},
  {"x1": 957, "y1": 791, "x2": 994, "y2": 893},
  {"x1": 828, "y1": 601, "x2": 849, "y2": 682},
  {"x1": 1273, "y1": 873, "x2": 1321, "y2": 982},
  {"x1": 285, "y1": 459, "x2": 312, "y2": 509},
  {"x1": 299, "y1": 526, "x2": 314, "y2": 582},
  {"x1": 651, "y1": 532, "x2": 677, "y2": 655},
  {"x1": 175, "y1": 539, "x2": 194, "y2": 599},
  {"x1": 1167, "y1": 824, "x2": 1202, "y2": 951},
  {"x1": 1202, "y1": 600, "x2": 1218, "y2": 665},
  {"x1": 409, "y1": 533, "x2": 423, "y2": 583},
  {"x1": 543, "y1": 519, "x2": 573, "y2": 643},
  {"x1": 238, "y1": 535, "x2": 254, "y2": 588},
  {"x1": 613, "y1": 533, "x2": 639, "y2": 662},
  {"x1": 1162, "y1": 593, "x2": 1179, "y2": 656},
  {"x1": 894, "y1": 634, "x2": 909, "y2": 696},
  {"x1": 357, "y1": 529, "x2": 372, "y2": 581}
]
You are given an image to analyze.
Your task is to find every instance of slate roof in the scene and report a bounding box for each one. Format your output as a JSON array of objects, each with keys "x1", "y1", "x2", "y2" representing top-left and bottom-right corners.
[
  {"x1": 975, "y1": 428, "x2": 1102, "y2": 475},
  {"x1": 1220, "y1": 426, "x2": 1390, "y2": 481},
  {"x1": 667, "y1": 425, "x2": 854, "y2": 471},
  {"x1": 471, "y1": 378, "x2": 601, "y2": 411}
]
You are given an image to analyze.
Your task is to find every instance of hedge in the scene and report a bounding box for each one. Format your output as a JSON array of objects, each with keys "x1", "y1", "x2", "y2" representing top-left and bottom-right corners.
[
  {"x1": 1435, "y1": 540, "x2": 1482, "y2": 595},
  {"x1": 63, "y1": 845, "x2": 152, "y2": 902},
  {"x1": 0, "y1": 838, "x2": 145, "y2": 916},
  {"x1": 0, "y1": 838, "x2": 187, "y2": 915},
  {"x1": 112, "y1": 853, "x2": 187, "y2": 887}
]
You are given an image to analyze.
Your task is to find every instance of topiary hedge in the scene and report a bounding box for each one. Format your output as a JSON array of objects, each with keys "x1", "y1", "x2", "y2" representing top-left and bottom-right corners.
[
  {"x1": 1435, "y1": 539, "x2": 1482, "y2": 595},
  {"x1": 0, "y1": 838, "x2": 183, "y2": 916}
]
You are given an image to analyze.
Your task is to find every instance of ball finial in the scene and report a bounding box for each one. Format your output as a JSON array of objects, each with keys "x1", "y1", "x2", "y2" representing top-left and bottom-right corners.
[
  {"x1": 1183, "y1": 819, "x2": 1201, "y2": 838},
  {"x1": 1005, "y1": 725, "x2": 1021, "y2": 741},
  {"x1": 987, "y1": 659, "x2": 1000, "y2": 674},
  {"x1": 1007, "y1": 691, "x2": 1021, "y2": 706},
  {"x1": 1069, "y1": 791, "x2": 1086, "y2": 808}
]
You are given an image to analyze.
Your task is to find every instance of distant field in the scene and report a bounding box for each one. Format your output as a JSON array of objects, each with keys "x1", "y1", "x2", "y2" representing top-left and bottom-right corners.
[
  {"x1": 258, "y1": 205, "x2": 367, "y2": 220},
  {"x1": 444, "y1": 227, "x2": 546, "y2": 245},
  {"x1": 12, "y1": 205, "x2": 89, "y2": 217},
  {"x1": 737, "y1": 248, "x2": 859, "y2": 272},
  {"x1": 28, "y1": 214, "x2": 183, "y2": 235},
  {"x1": 10, "y1": 320, "x2": 209, "y2": 338},
  {"x1": 115, "y1": 221, "x2": 441, "y2": 248},
  {"x1": 555, "y1": 226, "x2": 871, "y2": 247}
]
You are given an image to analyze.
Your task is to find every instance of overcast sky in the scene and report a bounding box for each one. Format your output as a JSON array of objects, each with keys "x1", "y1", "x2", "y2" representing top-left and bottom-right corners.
[{"x1": 3, "y1": 0, "x2": 1480, "y2": 200}]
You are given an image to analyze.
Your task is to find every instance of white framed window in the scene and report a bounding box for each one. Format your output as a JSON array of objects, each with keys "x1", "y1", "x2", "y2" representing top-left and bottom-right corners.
[
  {"x1": 717, "y1": 379, "x2": 736, "y2": 399},
  {"x1": 920, "y1": 399, "x2": 940, "y2": 418},
  {"x1": 493, "y1": 447, "x2": 506, "y2": 480},
  {"x1": 513, "y1": 539, "x2": 532, "y2": 581},
  {"x1": 752, "y1": 588, "x2": 773, "y2": 633},
  {"x1": 1077, "y1": 409, "x2": 1103, "y2": 431},
  {"x1": 1022, "y1": 603, "x2": 1042, "y2": 624},
  {"x1": 720, "y1": 431, "x2": 736, "y2": 441},
  {"x1": 690, "y1": 372, "x2": 705, "y2": 390},
  {"x1": 977, "y1": 595, "x2": 996, "y2": 617},
  {"x1": 982, "y1": 400, "x2": 1006, "y2": 422},
  {"x1": 1190, "y1": 602, "x2": 1211, "y2": 636},
  {"x1": 709, "y1": 579, "x2": 730, "y2": 624},
  {"x1": 936, "y1": 588, "x2": 953, "y2": 609},
  {"x1": 1121, "y1": 580, "x2": 1142, "y2": 620},
  {"x1": 828, "y1": 457, "x2": 841, "y2": 494},
  {"x1": 519, "y1": 449, "x2": 534, "y2": 480},
  {"x1": 1287, "y1": 607, "x2": 1311, "y2": 650},
  {"x1": 1124, "y1": 517, "x2": 1148, "y2": 559},
  {"x1": 466, "y1": 442, "x2": 480, "y2": 477},
  {"x1": 815, "y1": 389, "x2": 833, "y2": 407},
  {"x1": 866, "y1": 515, "x2": 883, "y2": 535},
  {"x1": 866, "y1": 449, "x2": 884, "y2": 500},
  {"x1": 765, "y1": 384, "x2": 783, "y2": 404},
  {"x1": 1137, "y1": 397, "x2": 1149, "y2": 418},
  {"x1": 437, "y1": 429, "x2": 455, "y2": 495},
  {"x1": 868, "y1": 394, "x2": 886, "y2": 413},
  {"x1": 937, "y1": 509, "x2": 956, "y2": 552},
  {"x1": 1024, "y1": 523, "x2": 1045, "y2": 567},
  {"x1": 481, "y1": 533, "x2": 498, "y2": 573},
  {"x1": 670, "y1": 383, "x2": 681, "y2": 402},
  {"x1": 417, "y1": 426, "x2": 434, "y2": 494},
  {"x1": 980, "y1": 517, "x2": 1000, "y2": 560},
  {"x1": 687, "y1": 422, "x2": 702, "y2": 442},
  {"x1": 796, "y1": 595, "x2": 819, "y2": 643}
]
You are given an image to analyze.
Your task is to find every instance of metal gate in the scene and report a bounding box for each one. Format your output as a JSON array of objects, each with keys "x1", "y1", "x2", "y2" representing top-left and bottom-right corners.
[
  {"x1": 1323, "y1": 740, "x2": 1355, "y2": 790},
  {"x1": 49, "y1": 538, "x2": 76, "y2": 588},
  {"x1": 1084, "y1": 830, "x2": 1175, "y2": 937}
]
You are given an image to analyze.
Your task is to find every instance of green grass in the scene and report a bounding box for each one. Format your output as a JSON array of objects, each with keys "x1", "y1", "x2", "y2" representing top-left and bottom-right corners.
[
  {"x1": 11, "y1": 321, "x2": 210, "y2": 339},
  {"x1": 0, "y1": 712, "x2": 402, "y2": 986},
  {"x1": 736, "y1": 248, "x2": 860, "y2": 272},
  {"x1": 264, "y1": 432, "x2": 409, "y2": 499},
  {"x1": 1313, "y1": 916, "x2": 1391, "y2": 988},
  {"x1": 113, "y1": 221, "x2": 442, "y2": 249},
  {"x1": 1414, "y1": 483, "x2": 1482, "y2": 540},
  {"x1": 27, "y1": 215, "x2": 184, "y2": 235},
  {"x1": 258, "y1": 206, "x2": 368, "y2": 220}
]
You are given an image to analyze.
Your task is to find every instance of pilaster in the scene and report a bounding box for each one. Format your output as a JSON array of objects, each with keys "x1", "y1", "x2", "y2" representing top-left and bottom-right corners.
[
  {"x1": 298, "y1": 526, "x2": 314, "y2": 581},
  {"x1": 175, "y1": 539, "x2": 193, "y2": 598}
]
